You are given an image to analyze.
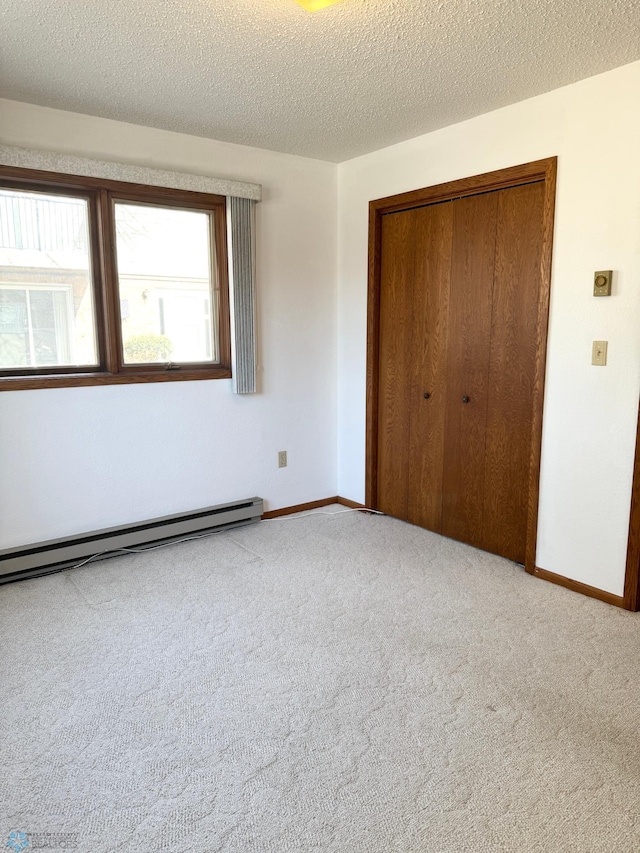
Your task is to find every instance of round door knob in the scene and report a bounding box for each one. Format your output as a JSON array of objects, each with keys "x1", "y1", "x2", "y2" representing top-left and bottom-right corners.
[
  {"x1": 462, "y1": 396, "x2": 470, "y2": 403},
  {"x1": 423, "y1": 392, "x2": 431, "y2": 399}
]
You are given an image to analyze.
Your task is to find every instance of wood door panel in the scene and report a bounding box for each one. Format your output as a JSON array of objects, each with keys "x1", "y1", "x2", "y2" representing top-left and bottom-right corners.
[
  {"x1": 367, "y1": 159, "x2": 557, "y2": 572},
  {"x1": 482, "y1": 182, "x2": 545, "y2": 563},
  {"x1": 377, "y1": 210, "x2": 417, "y2": 520},
  {"x1": 407, "y1": 202, "x2": 453, "y2": 531},
  {"x1": 441, "y1": 192, "x2": 498, "y2": 548}
]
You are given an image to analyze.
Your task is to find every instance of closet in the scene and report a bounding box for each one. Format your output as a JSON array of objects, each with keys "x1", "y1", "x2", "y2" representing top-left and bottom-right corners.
[{"x1": 369, "y1": 164, "x2": 554, "y2": 566}]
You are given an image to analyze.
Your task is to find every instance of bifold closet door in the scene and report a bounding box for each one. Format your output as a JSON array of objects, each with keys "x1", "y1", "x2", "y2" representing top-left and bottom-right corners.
[
  {"x1": 441, "y1": 182, "x2": 544, "y2": 560},
  {"x1": 376, "y1": 209, "x2": 416, "y2": 520},
  {"x1": 376, "y1": 181, "x2": 545, "y2": 563},
  {"x1": 481, "y1": 182, "x2": 545, "y2": 563},
  {"x1": 440, "y1": 192, "x2": 499, "y2": 549},
  {"x1": 406, "y1": 203, "x2": 453, "y2": 530},
  {"x1": 377, "y1": 203, "x2": 452, "y2": 526}
]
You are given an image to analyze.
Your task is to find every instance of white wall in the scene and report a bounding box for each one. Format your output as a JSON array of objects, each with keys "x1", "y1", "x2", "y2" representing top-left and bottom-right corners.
[
  {"x1": 0, "y1": 99, "x2": 338, "y2": 548},
  {"x1": 337, "y1": 60, "x2": 640, "y2": 597}
]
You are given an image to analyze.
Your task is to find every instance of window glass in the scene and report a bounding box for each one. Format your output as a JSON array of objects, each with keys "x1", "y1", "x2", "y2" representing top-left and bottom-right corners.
[
  {"x1": 114, "y1": 203, "x2": 217, "y2": 364},
  {"x1": 0, "y1": 168, "x2": 231, "y2": 389},
  {"x1": 0, "y1": 189, "x2": 98, "y2": 368}
]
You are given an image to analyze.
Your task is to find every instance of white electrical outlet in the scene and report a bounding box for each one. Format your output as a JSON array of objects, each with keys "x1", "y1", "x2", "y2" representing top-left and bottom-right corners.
[{"x1": 278, "y1": 451, "x2": 287, "y2": 468}]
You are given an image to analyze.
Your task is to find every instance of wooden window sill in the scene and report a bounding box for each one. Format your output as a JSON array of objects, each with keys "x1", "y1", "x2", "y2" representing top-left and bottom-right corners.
[{"x1": 0, "y1": 368, "x2": 232, "y2": 392}]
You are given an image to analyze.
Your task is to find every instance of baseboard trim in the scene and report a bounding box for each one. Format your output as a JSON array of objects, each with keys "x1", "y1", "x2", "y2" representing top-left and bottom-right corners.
[
  {"x1": 262, "y1": 496, "x2": 367, "y2": 520},
  {"x1": 336, "y1": 496, "x2": 366, "y2": 509},
  {"x1": 262, "y1": 497, "x2": 339, "y2": 519},
  {"x1": 532, "y1": 566, "x2": 626, "y2": 609}
]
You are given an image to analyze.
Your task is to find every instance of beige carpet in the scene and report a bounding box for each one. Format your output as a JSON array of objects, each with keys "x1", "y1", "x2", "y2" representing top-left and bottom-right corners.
[{"x1": 1, "y1": 506, "x2": 639, "y2": 852}]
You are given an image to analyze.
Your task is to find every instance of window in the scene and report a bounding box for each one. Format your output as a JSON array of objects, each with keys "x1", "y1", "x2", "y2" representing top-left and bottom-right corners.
[
  {"x1": 1, "y1": 287, "x2": 74, "y2": 367},
  {"x1": 0, "y1": 167, "x2": 230, "y2": 390}
]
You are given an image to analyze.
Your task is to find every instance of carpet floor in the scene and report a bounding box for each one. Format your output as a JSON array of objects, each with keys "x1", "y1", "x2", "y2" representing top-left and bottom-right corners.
[{"x1": 1, "y1": 506, "x2": 639, "y2": 852}]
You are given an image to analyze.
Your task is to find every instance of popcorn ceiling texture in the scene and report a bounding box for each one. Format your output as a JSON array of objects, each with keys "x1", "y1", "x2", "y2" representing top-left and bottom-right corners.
[
  {"x1": 1, "y1": 0, "x2": 639, "y2": 161},
  {"x1": 1, "y1": 507, "x2": 639, "y2": 851}
]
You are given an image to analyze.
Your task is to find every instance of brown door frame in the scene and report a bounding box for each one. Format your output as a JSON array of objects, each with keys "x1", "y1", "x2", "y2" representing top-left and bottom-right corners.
[
  {"x1": 365, "y1": 158, "x2": 557, "y2": 575},
  {"x1": 623, "y1": 407, "x2": 640, "y2": 611}
]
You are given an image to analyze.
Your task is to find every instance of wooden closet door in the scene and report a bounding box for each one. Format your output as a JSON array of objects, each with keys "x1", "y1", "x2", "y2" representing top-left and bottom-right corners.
[
  {"x1": 407, "y1": 202, "x2": 453, "y2": 530},
  {"x1": 441, "y1": 192, "x2": 498, "y2": 548},
  {"x1": 377, "y1": 209, "x2": 417, "y2": 520},
  {"x1": 482, "y1": 182, "x2": 545, "y2": 563},
  {"x1": 376, "y1": 182, "x2": 546, "y2": 561},
  {"x1": 377, "y1": 203, "x2": 452, "y2": 525},
  {"x1": 369, "y1": 159, "x2": 556, "y2": 569}
]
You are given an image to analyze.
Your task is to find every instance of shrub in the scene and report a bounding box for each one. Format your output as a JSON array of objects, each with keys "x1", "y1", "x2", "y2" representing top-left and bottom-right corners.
[{"x1": 123, "y1": 334, "x2": 173, "y2": 363}]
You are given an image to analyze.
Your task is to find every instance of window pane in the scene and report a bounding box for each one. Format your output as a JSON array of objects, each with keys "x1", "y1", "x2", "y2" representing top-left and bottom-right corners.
[
  {"x1": 0, "y1": 189, "x2": 98, "y2": 369},
  {"x1": 0, "y1": 290, "x2": 29, "y2": 367},
  {"x1": 114, "y1": 203, "x2": 217, "y2": 364}
]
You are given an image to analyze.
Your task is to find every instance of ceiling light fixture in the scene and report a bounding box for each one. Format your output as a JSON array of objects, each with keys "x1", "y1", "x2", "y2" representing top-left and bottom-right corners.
[{"x1": 294, "y1": 0, "x2": 343, "y2": 11}]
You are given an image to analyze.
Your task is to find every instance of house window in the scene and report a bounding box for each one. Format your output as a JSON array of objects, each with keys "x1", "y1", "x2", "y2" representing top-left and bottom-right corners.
[
  {"x1": 0, "y1": 190, "x2": 98, "y2": 372},
  {"x1": 0, "y1": 168, "x2": 231, "y2": 390},
  {"x1": 0, "y1": 286, "x2": 75, "y2": 367}
]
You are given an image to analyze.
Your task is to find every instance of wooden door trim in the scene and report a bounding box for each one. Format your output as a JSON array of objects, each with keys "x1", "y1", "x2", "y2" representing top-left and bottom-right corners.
[
  {"x1": 365, "y1": 157, "x2": 558, "y2": 574},
  {"x1": 623, "y1": 403, "x2": 640, "y2": 610},
  {"x1": 532, "y1": 566, "x2": 625, "y2": 609}
]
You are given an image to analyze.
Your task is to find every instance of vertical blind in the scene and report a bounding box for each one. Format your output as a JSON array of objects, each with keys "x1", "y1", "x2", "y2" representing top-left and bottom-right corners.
[{"x1": 227, "y1": 196, "x2": 257, "y2": 394}]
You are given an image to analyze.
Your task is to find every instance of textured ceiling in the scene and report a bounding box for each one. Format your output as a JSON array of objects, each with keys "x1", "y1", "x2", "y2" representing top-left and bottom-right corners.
[{"x1": 1, "y1": 0, "x2": 640, "y2": 162}]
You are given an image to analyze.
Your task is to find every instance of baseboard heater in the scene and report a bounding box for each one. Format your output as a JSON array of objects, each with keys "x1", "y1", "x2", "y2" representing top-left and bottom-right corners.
[{"x1": 0, "y1": 497, "x2": 264, "y2": 585}]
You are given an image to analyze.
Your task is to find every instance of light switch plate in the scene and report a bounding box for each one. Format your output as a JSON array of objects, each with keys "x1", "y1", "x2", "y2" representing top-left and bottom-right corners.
[{"x1": 592, "y1": 340, "x2": 608, "y2": 366}]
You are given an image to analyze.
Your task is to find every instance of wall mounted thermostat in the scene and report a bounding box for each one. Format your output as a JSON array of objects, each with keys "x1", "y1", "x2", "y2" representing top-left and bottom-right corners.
[{"x1": 593, "y1": 270, "x2": 612, "y2": 297}]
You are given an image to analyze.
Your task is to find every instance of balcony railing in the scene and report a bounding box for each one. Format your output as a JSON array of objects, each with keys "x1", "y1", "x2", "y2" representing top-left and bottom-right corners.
[{"x1": 0, "y1": 191, "x2": 88, "y2": 253}]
